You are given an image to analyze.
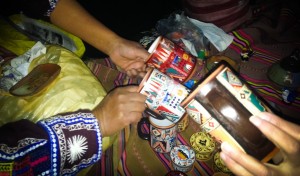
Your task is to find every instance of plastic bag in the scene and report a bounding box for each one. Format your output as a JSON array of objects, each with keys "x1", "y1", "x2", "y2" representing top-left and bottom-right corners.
[
  {"x1": 0, "y1": 45, "x2": 104, "y2": 123},
  {"x1": 0, "y1": 45, "x2": 118, "y2": 151},
  {"x1": 0, "y1": 14, "x2": 85, "y2": 57},
  {"x1": 156, "y1": 12, "x2": 210, "y2": 59},
  {"x1": 0, "y1": 15, "x2": 36, "y2": 56}
]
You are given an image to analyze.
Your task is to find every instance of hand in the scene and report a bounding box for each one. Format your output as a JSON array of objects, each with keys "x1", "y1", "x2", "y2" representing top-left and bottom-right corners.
[
  {"x1": 92, "y1": 86, "x2": 147, "y2": 137},
  {"x1": 108, "y1": 38, "x2": 150, "y2": 78},
  {"x1": 50, "y1": 0, "x2": 150, "y2": 78},
  {"x1": 220, "y1": 112, "x2": 300, "y2": 176}
]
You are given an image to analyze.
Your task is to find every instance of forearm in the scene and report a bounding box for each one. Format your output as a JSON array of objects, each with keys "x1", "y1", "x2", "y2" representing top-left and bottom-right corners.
[{"x1": 50, "y1": 0, "x2": 120, "y2": 56}]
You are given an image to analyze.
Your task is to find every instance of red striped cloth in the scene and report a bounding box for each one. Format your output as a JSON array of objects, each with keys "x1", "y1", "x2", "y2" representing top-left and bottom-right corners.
[{"x1": 222, "y1": 28, "x2": 300, "y2": 121}]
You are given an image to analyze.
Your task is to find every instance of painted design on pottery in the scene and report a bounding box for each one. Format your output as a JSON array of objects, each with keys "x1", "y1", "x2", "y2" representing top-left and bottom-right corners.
[
  {"x1": 190, "y1": 132, "x2": 215, "y2": 153},
  {"x1": 217, "y1": 67, "x2": 266, "y2": 114},
  {"x1": 185, "y1": 100, "x2": 202, "y2": 124},
  {"x1": 201, "y1": 117, "x2": 220, "y2": 133},
  {"x1": 147, "y1": 36, "x2": 197, "y2": 85},
  {"x1": 182, "y1": 63, "x2": 277, "y2": 161},
  {"x1": 190, "y1": 132, "x2": 216, "y2": 161},
  {"x1": 195, "y1": 152, "x2": 213, "y2": 161},
  {"x1": 186, "y1": 99, "x2": 210, "y2": 124},
  {"x1": 177, "y1": 115, "x2": 189, "y2": 132},
  {"x1": 140, "y1": 69, "x2": 190, "y2": 123},
  {"x1": 186, "y1": 99, "x2": 220, "y2": 133},
  {"x1": 170, "y1": 145, "x2": 195, "y2": 173},
  {"x1": 150, "y1": 125, "x2": 177, "y2": 153}
]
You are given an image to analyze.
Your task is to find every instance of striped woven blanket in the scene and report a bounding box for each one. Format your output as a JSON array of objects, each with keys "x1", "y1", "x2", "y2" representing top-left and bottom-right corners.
[
  {"x1": 226, "y1": 28, "x2": 300, "y2": 122},
  {"x1": 85, "y1": 24, "x2": 299, "y2": 175}
]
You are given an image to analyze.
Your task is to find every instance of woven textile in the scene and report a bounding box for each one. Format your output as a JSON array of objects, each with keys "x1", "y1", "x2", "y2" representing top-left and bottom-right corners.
[
  {"x1": 85, "y1": 23, "x2": 299, "y2": 175},
  {"x1": 85, "y1": 4, "x2": 300, "y2": 173},
  {"x1": 220, "y1": 28, "x2": 300, "y2": 122}
]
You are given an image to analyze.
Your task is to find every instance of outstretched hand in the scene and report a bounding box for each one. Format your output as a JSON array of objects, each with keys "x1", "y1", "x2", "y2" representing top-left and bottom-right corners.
[
  {"x1": 92, "y1": 86, "x2": 147, "y2": 137},
  {"x1": 108, "y1": 38, "x2": 150, "y2": 78},
  {"x1": 220, "y1": 112, "x2": 300, "y2": 176}
]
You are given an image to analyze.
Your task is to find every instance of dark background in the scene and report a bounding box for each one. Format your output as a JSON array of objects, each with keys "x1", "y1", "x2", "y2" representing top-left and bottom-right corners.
[{"x1": 77, "y1": 0, "x2": 183, "y2": 58}]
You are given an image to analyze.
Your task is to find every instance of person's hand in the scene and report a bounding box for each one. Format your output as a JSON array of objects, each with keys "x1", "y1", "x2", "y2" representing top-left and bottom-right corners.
[
  {"x1": 50, "y1": 0, "x2": 150, "y2": 77},
  {"x1": 219, "y1": 112, "x2": 300, "y2": 176},
  {"x1": 92, "y1": 86, "x2": 147, "y2": 137},
  {"x1": 108, "y1": 37, "x2": 150, "y2": 78}
]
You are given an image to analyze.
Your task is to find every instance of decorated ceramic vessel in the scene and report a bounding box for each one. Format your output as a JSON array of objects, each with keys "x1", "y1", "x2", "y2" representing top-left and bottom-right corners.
[
  {"x1": 181, "y1": 61, "x2": 279, "y2": 162},
  {"x1": 146, "y1": 36, "x2": 206, "y2": 89},
  {"x1": 170, "y1": 145, "x2": 195, "y2": 173},
  {"x1": 177, "y1": 114, "x2": 189, "y2": 132},
  {"x1": 150, "y1": 116, "x2": 178, "y2": 153},
  {"x1": 190, "y1": 132, "x2": 216, "y2": 161},
  {"x1": 138, "y1": 68, "x2": 190, "y2": 123}
]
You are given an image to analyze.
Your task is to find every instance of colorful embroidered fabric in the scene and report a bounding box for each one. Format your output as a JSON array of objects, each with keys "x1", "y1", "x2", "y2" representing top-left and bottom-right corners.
[
  {"x1": 46, "y1": 0, "x2": 59, "y2": 16},
  {"x1": 0, "y1": 120, "x2": 51, "y2": 176},
  {"x1": 0, "y1": 111, "x2": 102, "y2": 176},
  {"x1": 38, "y1": 112, "x2": 102, "y2": 175}
]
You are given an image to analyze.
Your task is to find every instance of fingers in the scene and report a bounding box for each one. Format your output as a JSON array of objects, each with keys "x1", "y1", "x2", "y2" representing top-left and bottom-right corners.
[
  {"x1": 220, "y1": 149, "x2": 253, "y2": 176},
  {"x1": 220, "y1": 142, "x2": 269, "y2": 176},
  {"x1": 119, "y1": 85, "x2": 141, "y2": 93},
  {"x1": 256, "y1": 112, "x2": 300, "y2": 140},
  {"x1": 127, "y1": 111, "x2": 145, "y2": 123},
  {"x1": 121, "y1": 98, "x2": 146, "y2": 113},
  {"x1": 220, "y1": 112, "x2": 300, "y2": 176},
  {"x1": 131, "y1": 41, "x2": 150, "y2": 60},
  {"x1": 111, "y1": 86, "x2": 147, "y2": 103},
  {"x1": 249, "y1": 113, "x2": 300, "y2": 163},
  {"x1": 126, "y1": 64, "x2": 151, "y2": 78},
  {"x1": 126, "y1": 69, "x2": 147, "y2": 78},
  {"x1": 121, "y1": 85, "x2": 139, "y2": 92},
  {"x1": 95, "y1": 86, "x2": 147, "y2": 137},
  {"x1": 113, "y1": 85, "x2": 147, "y2": 111}
]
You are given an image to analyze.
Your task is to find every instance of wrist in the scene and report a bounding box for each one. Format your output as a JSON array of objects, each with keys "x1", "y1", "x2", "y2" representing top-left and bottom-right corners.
[
  {"x1": 106, "y1": 36, "x2": 122, "y2": 57},
  {"x1": 92, "y1": 107, "x2": 107, "y2": 137}
]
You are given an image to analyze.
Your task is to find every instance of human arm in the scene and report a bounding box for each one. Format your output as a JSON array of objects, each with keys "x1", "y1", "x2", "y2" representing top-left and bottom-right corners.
[
  {"x1": 49, "y1": 0, "x2": 150, "y2": 77},
  {"x1": 219, "y1": 112, "x2": 300, "y2": 176},
  {"x1": 0, "y1": 112, "x2": 102, "y2": 176},
  {"x1": 0, "y1": 85, "x2": 146, "y2": 175}
]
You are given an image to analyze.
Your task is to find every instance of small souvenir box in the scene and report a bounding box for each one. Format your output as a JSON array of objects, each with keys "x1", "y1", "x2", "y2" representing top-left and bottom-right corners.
[
  {"x1": 190, "y1": 132, "x2": 216, "y2": 161},
  {"x1": 181, "y1": 61, "x2": 279, "y2": 162},
  {"x1": 170, "y1": 145, "x2": 195, "y2": 173}
]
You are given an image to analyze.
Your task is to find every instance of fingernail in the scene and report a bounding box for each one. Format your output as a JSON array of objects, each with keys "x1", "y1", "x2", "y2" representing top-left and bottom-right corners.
[
  {"x1": 220, "y1": 151, "x2": 227, "y2": 161},
  {"x1": 249, "y1": 115, "x2": 262, "y2": 127},
  {"x1": 221, "y1": 142, "x2": 233, "y2": 153}
]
